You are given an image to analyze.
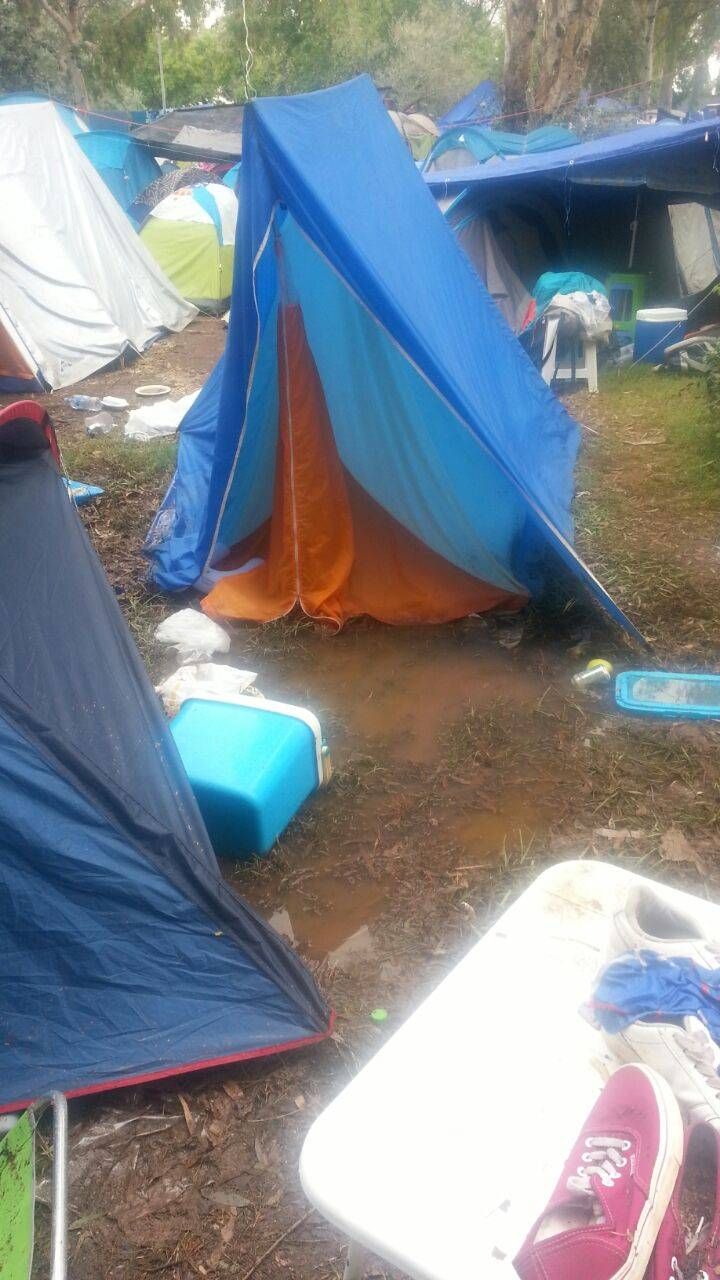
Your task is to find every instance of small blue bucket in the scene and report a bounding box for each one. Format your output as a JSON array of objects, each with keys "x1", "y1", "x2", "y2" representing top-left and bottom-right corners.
[{"x1": 633, "y1": 308, "x2": 687, "y2": 363}]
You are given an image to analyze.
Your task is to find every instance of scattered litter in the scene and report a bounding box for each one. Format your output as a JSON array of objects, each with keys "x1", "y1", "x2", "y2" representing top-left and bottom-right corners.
[
  {"x1": 101, "y1": 395, "x2": 129, "y2": 410},
  {"x1": 572, "y1": 658, "x2": 613, "y2": 691},
  {"x1": 125, "y1": 389, "x2": 199, "y2": 441},
  {"x1": 616, "y1": 669, "x2": 720, "y2": 718},
  {"x1": 370, "y1": 1008, "x2": 388, "y2": 1023},
  {"x1": 328, "y1": 925, "x2": 375, "y2": 971},
  {"x1": 268, "y1": 908, "x2": 295, "y2": 943},
  {"x1": 135, "y1": 383, "x2": 171, "y2": 397},
  {"x1": 65, "y1": 394, "x2": 103, "y2": 411},
  {"x1": 154, "y1": 609, "x2": 231, "y2": 663},
  {"x1": 85, "y1": 410, "x2": 114, "y2": 436},
  {"x1": 64, "y1": 478, "x2": 104, "y2": 506},
  {"x1": 156, "y1": 662, "x2": 259, "y2": 716},
  {"x1": 660, "y1": 827, "x2": 704, "y2": 870}
]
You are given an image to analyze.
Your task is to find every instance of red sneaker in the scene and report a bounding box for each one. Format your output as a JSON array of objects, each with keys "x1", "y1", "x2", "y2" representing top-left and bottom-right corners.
[{"x1": 513, "y1": 1064, "x2": 683, "y2": 1280}]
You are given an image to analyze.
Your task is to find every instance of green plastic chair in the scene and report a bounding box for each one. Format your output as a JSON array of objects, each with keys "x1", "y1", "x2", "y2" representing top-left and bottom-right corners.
[
  {"x1": 606, "y1": 273, "x2": 647, "y2": 336},
  {"x1": 0, "y1": 1094, "x2": 67, "y2": 1280}
]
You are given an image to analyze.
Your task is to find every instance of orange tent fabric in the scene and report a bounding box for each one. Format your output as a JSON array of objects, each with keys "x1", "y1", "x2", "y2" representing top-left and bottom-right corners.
[
  {"x1": 0, "y1": 326, "x2": 34, "y2": 385},
  {"x1": 203, "y1": 305, "x2": 526, "y2": 628}
]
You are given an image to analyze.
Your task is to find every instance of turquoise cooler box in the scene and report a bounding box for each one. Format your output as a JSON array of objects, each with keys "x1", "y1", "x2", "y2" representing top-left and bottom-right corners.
[{"x1": 170, "y1": 696, "x2": 325, "y2": 857}]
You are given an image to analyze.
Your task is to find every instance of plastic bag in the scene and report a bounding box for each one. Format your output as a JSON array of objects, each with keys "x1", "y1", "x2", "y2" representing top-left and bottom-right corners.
[
  {"x1": 154, "y1": 609, "x2": 231, "y2": 663},
  {"x1": 124, "y1": 390, "x2": 199, "y2": 442},
  {"x1": 156, "y1": 663, "x2": 260, "y2": 716}
]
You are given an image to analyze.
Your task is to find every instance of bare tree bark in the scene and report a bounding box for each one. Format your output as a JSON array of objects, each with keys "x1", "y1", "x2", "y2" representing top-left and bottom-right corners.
[
  {"x1": 640, "y1": 0, "x2": 661, "y2": 101},
  {"x1": 534, "y1": 0, "x2": 607, "y2": 115},
  {"x1": 502, "y1": 0, "x2": 540, "y2": 120},
  {"x1": 25, "y1": 0, "x2": 93, "y2": 106}
]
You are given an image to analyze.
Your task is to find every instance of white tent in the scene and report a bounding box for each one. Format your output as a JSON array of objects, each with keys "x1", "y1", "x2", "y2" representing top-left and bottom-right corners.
[{"x1": 0, "y1": 101, "x2": 197, "y2": 391}]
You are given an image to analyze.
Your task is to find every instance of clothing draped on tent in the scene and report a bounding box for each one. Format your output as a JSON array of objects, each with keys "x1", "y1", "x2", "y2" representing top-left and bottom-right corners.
[
  {"x1": 0, "y1": 401, "x2": 330, "y2": 1111},
  {"x1": 146, "y1": 75, "x2": 642, "y2": 642}
]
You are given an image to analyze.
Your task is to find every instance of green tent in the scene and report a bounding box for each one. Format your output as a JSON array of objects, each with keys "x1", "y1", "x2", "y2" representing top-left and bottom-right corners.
[{"x1": 140, "y1": 181, "x2": 237, "y2": 314}]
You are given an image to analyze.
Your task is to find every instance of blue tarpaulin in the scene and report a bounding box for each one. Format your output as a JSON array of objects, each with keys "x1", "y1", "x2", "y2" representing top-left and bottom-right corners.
[
  {"x1": 424, "y1": 117, "x2": 720, "y2": 195},
  {"x1": 438, "y1": 80, "x2": 502, "y2": 128},
  {"x1": 146, "y1": 75, "x2": 642, "y2": 640}
]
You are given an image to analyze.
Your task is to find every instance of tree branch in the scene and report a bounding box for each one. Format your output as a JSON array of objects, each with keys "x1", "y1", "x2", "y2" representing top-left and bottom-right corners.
[{"x1": 36, "y1": 0, "x2": 74, "y2": 38}]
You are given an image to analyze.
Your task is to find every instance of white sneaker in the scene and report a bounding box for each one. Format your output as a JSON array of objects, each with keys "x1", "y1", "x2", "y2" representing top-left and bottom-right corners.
[
  {"x1": 604, "y1": 1015, "x2": 720, "y2": 1128},
  {"x1": 607, "y1": 884, "x2": 719, "y2": 968}
]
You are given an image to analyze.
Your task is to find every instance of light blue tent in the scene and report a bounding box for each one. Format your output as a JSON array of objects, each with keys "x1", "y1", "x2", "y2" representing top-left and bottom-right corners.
[
  {"x1": 146, "y1": 76, "x2": 641, "y2": 640},
  {"x1": 423, "y1": 124, "x2": 578, "y2": 175},
  {"x1": 76, "y1": 131, "x2": 160, "y2": 215}
]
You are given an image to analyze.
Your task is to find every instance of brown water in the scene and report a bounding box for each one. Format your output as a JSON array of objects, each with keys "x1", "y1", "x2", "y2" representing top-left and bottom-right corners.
[
  {"x1": 247, "y1": 623, "x2": 548, "y2": 765},
  {"x1": 232, "y1": 621, "x2": 562, "y2": 960}
]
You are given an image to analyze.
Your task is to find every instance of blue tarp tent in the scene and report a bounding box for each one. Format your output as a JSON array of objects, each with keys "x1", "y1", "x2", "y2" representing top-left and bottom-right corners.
[
  {"x1": 425, "y1": 116, "x2": 720, "y2": 307},
  {"x1": 76, "y1": 130, "x2": 160, "y2": 215},
  {"x1": 424, "y1": 117, "x2": 720, "y2": 196},
  {"x1": 438, "y1": 80, "x2": 502, "y2": 128},
  {"x1": 0, "y1": 401, "x2": 330, "y2": 1111},
  {"x1": 146, "y1": 75, "x2": 641, "y2": 640}
]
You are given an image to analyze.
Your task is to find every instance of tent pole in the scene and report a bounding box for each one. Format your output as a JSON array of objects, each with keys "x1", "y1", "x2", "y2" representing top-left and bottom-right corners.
[{"x1": 628, "y1": 189, "x2": 641, "y2": 269}]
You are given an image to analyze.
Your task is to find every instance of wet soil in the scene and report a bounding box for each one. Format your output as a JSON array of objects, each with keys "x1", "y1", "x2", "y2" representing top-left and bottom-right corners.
[{"x1": 12, "y1": 334, "x2": 720, "y2": 1279}]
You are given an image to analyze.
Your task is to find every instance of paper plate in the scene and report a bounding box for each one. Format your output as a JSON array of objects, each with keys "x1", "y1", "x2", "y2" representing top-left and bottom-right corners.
[
  {"x1": 135, "y1": 384, "x2": 171, "y2": 397},
  {"x1": 101, "y1": 396, "x2": 129, "y2": 409}
]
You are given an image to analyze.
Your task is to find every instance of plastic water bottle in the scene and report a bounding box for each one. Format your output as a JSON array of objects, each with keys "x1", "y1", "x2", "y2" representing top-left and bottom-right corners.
[
  {"x1": 85, "y1": 411, "x2": 114, "y2": 437},
  {"x1": 65, "y1": 395, "x2": 103, "y2": 411}
]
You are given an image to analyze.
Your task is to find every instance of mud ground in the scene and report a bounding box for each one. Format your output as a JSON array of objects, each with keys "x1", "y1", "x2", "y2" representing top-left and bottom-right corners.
[{"x1": 6, "y1": 321, "x2": 720, "y2": 1279}]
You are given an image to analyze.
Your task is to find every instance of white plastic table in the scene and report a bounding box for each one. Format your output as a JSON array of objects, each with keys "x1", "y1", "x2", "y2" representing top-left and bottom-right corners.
[{"x1": 300, "y1": 859, "x2": 719, "y2": 1280}]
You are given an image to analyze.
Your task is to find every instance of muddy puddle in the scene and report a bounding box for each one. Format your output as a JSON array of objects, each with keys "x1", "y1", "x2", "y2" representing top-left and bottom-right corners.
[
  {"x1": 235, "y1": 621, "x2": 551, "y2": 764},
  {"x1": 229, "y1": 620, "x2": 568, "y2": 963}
]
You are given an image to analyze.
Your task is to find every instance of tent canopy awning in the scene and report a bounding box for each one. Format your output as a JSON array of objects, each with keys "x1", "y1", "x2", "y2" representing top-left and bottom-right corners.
[{"x1": 132, "y1": 103, "x2": 244, "y2": 161}]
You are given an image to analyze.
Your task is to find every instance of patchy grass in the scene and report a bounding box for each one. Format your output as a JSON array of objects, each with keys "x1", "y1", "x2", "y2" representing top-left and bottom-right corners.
[{"x1": 571, "y1": 367, "x2": 720, "y2": 652}]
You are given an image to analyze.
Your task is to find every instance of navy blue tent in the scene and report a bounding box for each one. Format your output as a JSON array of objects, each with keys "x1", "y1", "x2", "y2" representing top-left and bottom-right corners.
[
  {"x1": 146, "y1": 76, "x2": 641, "y2": 641},
  {"x1": 0, "y1": 402, "x2": 330, "y2": 1112},
  {"x1": 76, "y1": 130, "x2": 161, "y2": 215},
  {"x1": 438, "y1": 80, "x2": 502, "y2": 129}
]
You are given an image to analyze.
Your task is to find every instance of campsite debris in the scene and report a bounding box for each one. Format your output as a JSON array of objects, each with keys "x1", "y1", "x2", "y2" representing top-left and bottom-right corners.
[
  {"x1": 101, "y1": 396, "x2": 129, "y2": 410},
  {"x1": 370, "y1": 1008, "x2": 388, "y2": 1023},
  {"x1": 65, "y1": 395, "x2": 103, "y2": 412},
  {"x1": 155, "y1": 662, "x2": 260, "y2": 716},
  {"x1": 153, "y1": 609, "x2": 231, "y2": 663},
  {"x1": 615, "y1": 670, "x2": 720, "y2": 719},
  {"x1": 64, "y1": 479, "x2": 104, "y2": 507},
  {"x1": 125, "y1": 389, "x2": 199, "y2": 441},
  {"x1": 135, "y1": 384, "x2": 172, "y2": 397},
  {"x1": 85, "y1": 411, "x2": 114, "y2": 437},
  {"x1": 660, "y1": 827, "x2": 704, "y2": 871},
  {"x1": 571, "y1": 658, "x2": 613, "y2": 690}
]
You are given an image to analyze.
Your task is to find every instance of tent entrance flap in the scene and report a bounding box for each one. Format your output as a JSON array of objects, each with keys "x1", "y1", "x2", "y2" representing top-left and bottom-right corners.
[{"x1": 204, "y1": 301, "x2": 527, "y2": 627}]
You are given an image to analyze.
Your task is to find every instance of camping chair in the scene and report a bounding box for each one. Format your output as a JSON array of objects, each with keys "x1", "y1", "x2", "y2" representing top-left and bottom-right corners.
[
  {"x1": 0, "y1": 1093, "x2": 68, "y2": 1280},
  {"x1": 538, "y1": 311, "x2": 599, "y2": 393}
]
